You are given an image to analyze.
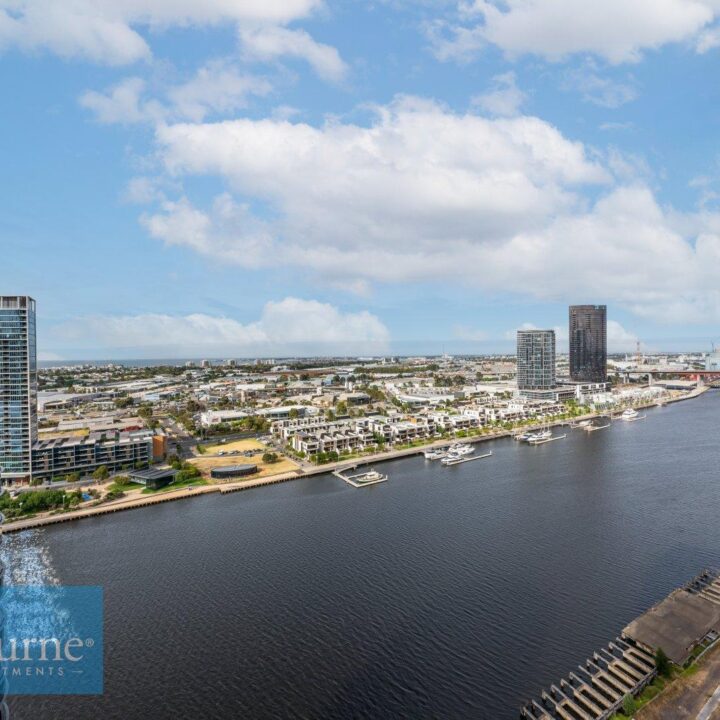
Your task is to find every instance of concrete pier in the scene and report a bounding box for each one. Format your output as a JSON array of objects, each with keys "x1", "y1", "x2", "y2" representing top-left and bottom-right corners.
[{"x1": 520, "y1": 570, "x2": 720, "y2": 720}]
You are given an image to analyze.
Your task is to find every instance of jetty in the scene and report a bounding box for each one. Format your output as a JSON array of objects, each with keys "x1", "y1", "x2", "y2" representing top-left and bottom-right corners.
[
  {"x1": 529, "y1": 433, "x2": 567, "y2": 446},
  {"x1": 441, "y1": 451, "x2": 492, "y2": 466},
  {"x1": 332, "y1": 467, "x2": 387, "y2": 488},
  {"x1": 585, "y1": 423, "x2": 611, "y2": 432},
  {"x1": 521, "y1": 569, "x2": 720, "y2": 720}
]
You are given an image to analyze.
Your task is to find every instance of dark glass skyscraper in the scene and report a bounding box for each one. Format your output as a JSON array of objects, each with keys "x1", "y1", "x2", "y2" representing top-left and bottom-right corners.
[
  {"x1": 569, "y1": 305, "x2": 607, "y2": 383},
  {"x1": 0, "y1": 296, "x2": 37, "y2": 483}
]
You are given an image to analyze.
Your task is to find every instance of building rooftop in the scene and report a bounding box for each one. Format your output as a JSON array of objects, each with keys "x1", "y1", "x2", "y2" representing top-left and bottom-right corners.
[
  {"x1": 128, "y1": 467, "x2": 178, "y2": 482},
  {"x1": 33, "y1": 430, "x2": 153, "y2": 451},
  {"x1": 623, "y1": 588, "x2": 720, "y2": 665}
]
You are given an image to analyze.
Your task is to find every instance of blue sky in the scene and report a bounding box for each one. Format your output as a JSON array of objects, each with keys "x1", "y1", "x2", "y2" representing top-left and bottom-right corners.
[{"x1": 3, "y1": 0, "x2": 720, "y2": 359}]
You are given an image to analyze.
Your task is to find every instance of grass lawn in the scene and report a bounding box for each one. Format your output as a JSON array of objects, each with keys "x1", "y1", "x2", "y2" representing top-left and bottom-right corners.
[
  {"x1": 141, "y1": 478, "x2": 209, "y2": 494},
  {"x1": 200, "y1": 438, "x2": 266, "y2": 454},
  {"x1": 38, "y1": 429, "x2": 90, "y2": 439},
  {"x1": 107, "y1": 481, "x2": 141, "y2": 493},
  {"x1": 189, "y1": 443, "x2": 299, "y2": 479}
]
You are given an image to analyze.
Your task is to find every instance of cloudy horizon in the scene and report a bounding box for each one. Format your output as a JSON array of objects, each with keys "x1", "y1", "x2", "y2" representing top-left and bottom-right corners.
[{"x1": 4, "y1": 1, "x2": 720, "y2": 358}]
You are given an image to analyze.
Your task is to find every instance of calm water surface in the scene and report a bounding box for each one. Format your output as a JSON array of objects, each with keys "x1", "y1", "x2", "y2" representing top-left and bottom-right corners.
[{"x1": 5, "y1": 392, "x2": 720, "y2": 719}]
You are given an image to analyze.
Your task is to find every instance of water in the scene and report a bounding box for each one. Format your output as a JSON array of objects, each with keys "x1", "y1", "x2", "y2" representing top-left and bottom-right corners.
[{"x1": 5, "y1": 392, "x2": 720, "y2": 719}]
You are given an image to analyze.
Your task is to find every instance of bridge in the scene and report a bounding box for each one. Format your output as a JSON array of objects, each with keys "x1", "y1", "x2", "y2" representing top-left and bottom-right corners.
[{"x1": 620, "y1": 370, "x2": 720, "y2": 387}]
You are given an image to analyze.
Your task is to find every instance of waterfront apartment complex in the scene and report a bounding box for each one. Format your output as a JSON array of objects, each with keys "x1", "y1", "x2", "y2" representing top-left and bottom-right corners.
[
  {"x1": 0, "y1": 296, "x2": 158, "y2": 485},
  {"x1": 569, "y1": 305, "x2": 607, "y2": 383},
  {"x1": 516, "y1": 329, "x2": 555, "y2": 391},
  {"x1": 31, "y1": 430, "x2": 154, "y2": 481},
  {"x1": 0, "y1": 296, "x2": 37, "y2": 482}
]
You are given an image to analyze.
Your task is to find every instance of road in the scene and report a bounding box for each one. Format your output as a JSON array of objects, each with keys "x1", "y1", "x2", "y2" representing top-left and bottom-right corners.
[{"x1": 637, "y1": 643, "x2": 720, "y2": 720}]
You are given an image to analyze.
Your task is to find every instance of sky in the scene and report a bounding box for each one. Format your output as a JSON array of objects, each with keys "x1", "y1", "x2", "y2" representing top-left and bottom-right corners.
[{"x1": 3, "y1": 0, "x2": 720, "y2": 359}]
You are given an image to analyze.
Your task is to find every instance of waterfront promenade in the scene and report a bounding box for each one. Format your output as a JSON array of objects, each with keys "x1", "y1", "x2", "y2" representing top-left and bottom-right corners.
[{"x1": 1, "y1": 386, "x2": 707, "y2": 535}]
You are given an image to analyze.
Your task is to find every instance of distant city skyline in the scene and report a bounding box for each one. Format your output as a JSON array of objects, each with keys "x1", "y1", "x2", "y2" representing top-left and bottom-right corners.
[{"x1": 4, "y1": 3, "x2": 720, "y2": 358}]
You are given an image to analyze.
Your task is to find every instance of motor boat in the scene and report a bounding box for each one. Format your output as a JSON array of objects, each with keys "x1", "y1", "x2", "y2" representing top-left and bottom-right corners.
[
  {"x1": 527, "y1": 429, "x2": 552, "y2": 442},
  {"x1": 448, "y1": 443, "x2": 473, "y2": 456}
]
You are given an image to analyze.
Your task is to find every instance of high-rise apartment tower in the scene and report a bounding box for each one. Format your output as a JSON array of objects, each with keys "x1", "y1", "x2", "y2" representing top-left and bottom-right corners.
[
  {"x1": 569, "y1": 305, "x2": 607, "y2": 383},
  {"x1": 517, "y1": 329, "x2": 556, "y2": 390},
  {"x1": 0, "y1": 296, "x2": 37, "y2": 482}
]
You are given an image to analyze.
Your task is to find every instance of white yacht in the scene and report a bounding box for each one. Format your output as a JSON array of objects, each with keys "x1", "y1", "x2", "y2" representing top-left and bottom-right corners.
[
  {"x1": 527, "y1": 429, "x2": 552, "y2": 442},
  {"x1": 448, "y1": 443, "x2": 473, "y2": 457},
  {"x1": 423, "y1": 448, "x2": 447, "y2": 460},
  {"x1": 355, "y1": 469, "x2": 387, "y2": 484},
  {"x1": 621, "y1": 408, "x2": 639, "y2": 421}
]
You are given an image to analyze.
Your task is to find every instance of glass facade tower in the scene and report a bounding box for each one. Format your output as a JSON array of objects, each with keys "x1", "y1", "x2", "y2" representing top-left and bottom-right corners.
[
  {"x1": 517, "y1": 329, "x2": 555, "y2": 390},
  {"x1": 0, "y1": 296, "x2": 37, "y2": 482},
  {"x1": 569, "y1": 305, "x2": 607, "y2": 383}
]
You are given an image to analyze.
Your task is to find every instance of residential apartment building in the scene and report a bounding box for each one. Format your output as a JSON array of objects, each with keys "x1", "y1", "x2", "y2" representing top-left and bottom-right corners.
[
  {"x1": 516, "y1": 329, "x2": 556, "y2": 392},
  {"x1": 32, "y1": 430, "x2": 154, "y2": 480},
  {"x1": 0, "y1": 296, "x2": 37, "y2": 482},
  {"x1": 569, "y1": 305, "x2": 607, "y2": 383}
]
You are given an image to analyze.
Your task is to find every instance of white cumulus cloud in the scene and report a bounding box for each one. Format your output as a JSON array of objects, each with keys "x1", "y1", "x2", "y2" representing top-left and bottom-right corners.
[
  {"x1": 80, "y1": 62, "x2": 272, "y2": 124},
  {"x1": 239, "y1": 25, "x2": 348, "y2": 82},
  {"x1": 431, "y1": 0, "x2": 720, "y2": 64},
  {"x1": 151, "y1": 96, "x2": 608, "y2": 270},
  {"x1": 0, "y1": 0, "x2": 324, "y2": 65},
  {"x1": 133, "y1": 96, "x2": 720, "y2": 324},
  {"x1": 50, "y1": 298, "x2": 390, "y2": 357},
  {"x1": 471, "y1": 71, "x2": 526, "y2": 116}
]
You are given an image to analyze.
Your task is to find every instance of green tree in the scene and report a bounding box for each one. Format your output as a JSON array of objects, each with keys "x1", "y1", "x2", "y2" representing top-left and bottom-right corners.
[
  {"x1": 656, "y1": 647, "x2": 671, "y2": 677},
  {"x1": 137, "y1": 404, "x2": 154, "y2": 421},
  {"x1": 92, "y1": 465, "x2": 109, "y2": 481},
  {"x1": 289, "y1": 408, "x2": 300, "y2": 420}
]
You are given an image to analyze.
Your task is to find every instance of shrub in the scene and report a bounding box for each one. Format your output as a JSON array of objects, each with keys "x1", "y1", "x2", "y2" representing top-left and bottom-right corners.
[
  {"x1": 622, "y1": 693, "x2": 637, "y2": 715},
  {"x1": 656, "y1": 647, "x2": 672, "y2": 677}
]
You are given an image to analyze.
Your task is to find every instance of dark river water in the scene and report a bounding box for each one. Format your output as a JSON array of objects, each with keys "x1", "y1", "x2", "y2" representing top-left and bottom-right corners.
[{"x1": 5, "y1": 391, "x2": 720, "y2": 719}]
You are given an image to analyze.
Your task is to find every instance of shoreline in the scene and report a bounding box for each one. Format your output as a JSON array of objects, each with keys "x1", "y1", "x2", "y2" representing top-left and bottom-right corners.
[{"x1": 2, "y1": 386, "x2": 709, "y2": 535}]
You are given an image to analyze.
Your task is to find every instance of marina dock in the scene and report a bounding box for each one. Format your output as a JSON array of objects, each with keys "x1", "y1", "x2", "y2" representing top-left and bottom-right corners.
[
  {"x1": 529, "y1": 434, "x2": 567, "y2": 445},
  {"x1": 442, "y1": 451, "x2": 492, "y2": 466},
  {"x1": 332, "y1": 467, "x2": 388, "y2": 488},
  {"x1": 585, "y1": 423, "x2": 610, "y2": 432}
]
